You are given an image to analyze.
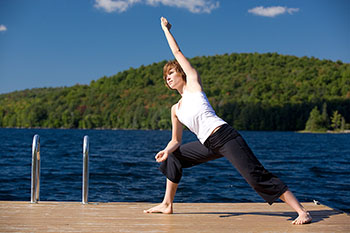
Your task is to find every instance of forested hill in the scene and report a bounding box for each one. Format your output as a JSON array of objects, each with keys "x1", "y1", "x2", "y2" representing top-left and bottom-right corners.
[{"x1": 1, "y1": 52, "x2": 350, "y2": 131}]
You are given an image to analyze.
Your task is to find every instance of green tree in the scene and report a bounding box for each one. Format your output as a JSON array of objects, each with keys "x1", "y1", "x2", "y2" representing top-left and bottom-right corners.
[
  {"x1": 305, "y1": 107, "x2": 325, "y2": 131},
  {"x1": 341, "y1": 117, "x2": 346, "y2": 131},
  {"x1": 0, "y1": 53, "x2": 349, "y2": 131},
  {"x1": 331, "y1": 110, "x2": 342, "y2": 130}
]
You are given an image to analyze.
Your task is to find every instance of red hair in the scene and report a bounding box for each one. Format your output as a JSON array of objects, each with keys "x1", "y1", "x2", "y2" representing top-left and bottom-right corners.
[{"x1": 163, "y1": 60, "x2": 186, "y2": 89}]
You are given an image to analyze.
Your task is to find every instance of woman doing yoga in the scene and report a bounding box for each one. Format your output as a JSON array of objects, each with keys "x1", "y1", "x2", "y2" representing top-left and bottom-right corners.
[{"x1": 144, "y1": 17, "x2": 312, "y2": 225}]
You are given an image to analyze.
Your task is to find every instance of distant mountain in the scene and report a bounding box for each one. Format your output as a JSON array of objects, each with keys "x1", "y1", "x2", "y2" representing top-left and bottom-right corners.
[{"x1": 1, "y1": 52, "x2": 349, "y2": 130}]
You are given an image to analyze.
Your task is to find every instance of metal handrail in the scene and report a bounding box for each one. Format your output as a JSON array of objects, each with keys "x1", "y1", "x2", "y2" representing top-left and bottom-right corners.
[
  {"x1": 82, "y1": 135, "x2": 89, "y2": 204},
  {"x1": 31, "y1": 134, "x2": 40, "y2": 203}
]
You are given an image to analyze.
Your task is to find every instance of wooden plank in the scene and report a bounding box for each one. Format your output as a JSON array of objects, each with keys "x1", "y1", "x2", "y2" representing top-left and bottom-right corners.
[{"x1": 0, "y1": 201, "x2": 348, "y2": 232}]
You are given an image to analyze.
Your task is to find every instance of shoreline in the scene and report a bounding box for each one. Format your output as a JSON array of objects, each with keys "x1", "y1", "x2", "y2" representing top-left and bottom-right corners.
[
  {"x1": 2, "y1": 127, "x2": 350, "y2": 134},
  {"x1": 298, "y1": 130, "x2": 350, "y2": 134}
]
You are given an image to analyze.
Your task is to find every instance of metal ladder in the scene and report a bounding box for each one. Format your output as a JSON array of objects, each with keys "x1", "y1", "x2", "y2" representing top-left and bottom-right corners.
[{"x1": 30, "y1": 134, "x2": 90, "y2": 204}]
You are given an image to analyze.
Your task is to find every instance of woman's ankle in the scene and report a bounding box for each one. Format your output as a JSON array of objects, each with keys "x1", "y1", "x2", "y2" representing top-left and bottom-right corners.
[{"x1": 161, "y1": 201, "x2": 173, "y2": 207}]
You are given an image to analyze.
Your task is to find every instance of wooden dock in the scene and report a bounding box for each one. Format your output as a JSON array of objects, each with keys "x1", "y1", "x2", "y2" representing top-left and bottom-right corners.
[{"x1": 0, "y1": 201, "x2": 348, "y2": 232}]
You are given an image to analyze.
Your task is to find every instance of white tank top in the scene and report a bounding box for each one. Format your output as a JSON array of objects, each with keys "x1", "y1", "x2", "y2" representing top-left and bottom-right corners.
[{"x1": 175, "y1": 91, "x2": 226, "y2": 144}]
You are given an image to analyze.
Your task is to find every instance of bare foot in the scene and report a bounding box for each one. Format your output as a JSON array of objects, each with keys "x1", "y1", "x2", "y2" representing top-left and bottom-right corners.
[
  {"x1": 143, "y1": 203, "x2": 173, "y2": 214},
  {"x1": 292, "y1": 211, "x2": 312, "y2": 224}
]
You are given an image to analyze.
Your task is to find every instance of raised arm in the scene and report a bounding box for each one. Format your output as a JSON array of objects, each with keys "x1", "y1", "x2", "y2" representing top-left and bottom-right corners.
[{"x1": 161, "y1": 17, "x2": 202, "y2": 92}]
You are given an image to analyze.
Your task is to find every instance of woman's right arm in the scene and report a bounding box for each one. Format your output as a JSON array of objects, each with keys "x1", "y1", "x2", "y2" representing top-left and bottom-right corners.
[
  {"x1": 155, "y1": 104, "x2": 183, "y2": 163},
  {"x1": 161, "y1": 17, "x2": 202, "y2": 92}
]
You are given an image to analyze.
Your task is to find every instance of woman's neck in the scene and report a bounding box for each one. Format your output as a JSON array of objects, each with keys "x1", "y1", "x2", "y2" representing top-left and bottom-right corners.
[{"x1": 177, "y1": 84, "x2": 186, "y2": 96}]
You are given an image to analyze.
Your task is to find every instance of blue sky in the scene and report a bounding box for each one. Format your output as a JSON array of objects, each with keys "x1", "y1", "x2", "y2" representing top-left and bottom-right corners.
[{"x1": 0, "y1": 0, "x2": 349, "y2": 94}]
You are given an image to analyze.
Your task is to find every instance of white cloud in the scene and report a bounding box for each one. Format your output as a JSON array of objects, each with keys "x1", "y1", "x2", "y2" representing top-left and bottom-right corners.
[
  {"x1": 94, "y1": 0, "x2": 141, "y2": 13},
  {"x1": 0, "y1": 25, "x2": 7, "y2": 32},
  {"x1": 248, "y1": 6, "x2": 299, "y2": 17},
  {"x1": 146, "y1": 0, "x2": 219, "y2": 13},
  {"x1": 94, "y1": 0, "x2": 219, "y2": 14}
]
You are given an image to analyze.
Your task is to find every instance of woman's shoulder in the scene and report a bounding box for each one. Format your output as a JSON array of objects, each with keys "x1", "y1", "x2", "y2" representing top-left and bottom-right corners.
[
  {"x1": 171, "y1": 100, "x2": 180, "y2": 111},
  {"x1": 171, "y1": 103, "x2": 177, "y2": 110}
]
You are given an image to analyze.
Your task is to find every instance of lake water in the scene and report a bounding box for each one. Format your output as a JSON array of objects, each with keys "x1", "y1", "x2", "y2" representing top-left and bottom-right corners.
[{"x1": 0, "y1": 128, "x2": 349, "y2": 213}]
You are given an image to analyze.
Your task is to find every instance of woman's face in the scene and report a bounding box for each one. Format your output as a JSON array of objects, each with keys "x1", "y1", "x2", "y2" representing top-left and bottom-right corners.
[{"x1": 166, "y1": 68, "x2": 184, "y2": 89}]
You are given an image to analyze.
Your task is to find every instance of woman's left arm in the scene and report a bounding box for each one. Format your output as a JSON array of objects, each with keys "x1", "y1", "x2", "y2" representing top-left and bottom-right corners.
[{"x1": 161, "y1": 17, "x2": 202, "y2": 92}]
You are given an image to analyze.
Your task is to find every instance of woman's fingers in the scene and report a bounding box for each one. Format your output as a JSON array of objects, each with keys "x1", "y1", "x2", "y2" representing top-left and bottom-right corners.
[
  {"x1": 155, "y1": 150, "x2": 168, "y2": 162},
  {"x1": 155, "y1": 151, "x2": 162, "y2": 159},
  {"x1": 161, "y1": 17, "x2": 167, "y2": 24},
  {"x1": 160, "y1": 16, "x2": 171, "y2": 30},
  {"x1": 155, "y1": 151, "x2": 164, "y2": 160},
  {"x1": 156, "y1": 154, "x2": 164, "y2": 162}
]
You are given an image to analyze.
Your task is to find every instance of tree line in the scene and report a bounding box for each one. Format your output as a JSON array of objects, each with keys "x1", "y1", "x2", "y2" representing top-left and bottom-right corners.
[
  {"x1": 305, "y1": 103, "x2": 349, "y2": 132},
  {"x1": 0, "y1": 52, "x2": 349, "y2": 131}
]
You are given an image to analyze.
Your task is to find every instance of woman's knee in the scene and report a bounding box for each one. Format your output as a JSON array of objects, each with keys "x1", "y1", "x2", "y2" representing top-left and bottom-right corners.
[{"x1": 159, "y1": 153, "x2": 183, "y2": 183}]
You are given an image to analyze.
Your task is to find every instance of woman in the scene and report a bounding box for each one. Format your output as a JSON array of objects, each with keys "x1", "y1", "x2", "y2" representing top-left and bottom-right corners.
[{"x1": 144, "y1": 17, "x2": 312, "y2": 225}]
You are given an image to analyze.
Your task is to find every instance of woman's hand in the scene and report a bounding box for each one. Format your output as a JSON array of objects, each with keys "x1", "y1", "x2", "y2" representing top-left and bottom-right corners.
[
  {"x1": 155, "y1": 150, "x2": 169, "y2": 163},
  {"x1": 161, "y1": 17, "x2": 171, "y2": 31}
]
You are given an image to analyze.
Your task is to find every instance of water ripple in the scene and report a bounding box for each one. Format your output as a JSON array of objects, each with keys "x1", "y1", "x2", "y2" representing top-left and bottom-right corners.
[{"x1": 0, "y1": 128, "x2": 349, "y2": 213}]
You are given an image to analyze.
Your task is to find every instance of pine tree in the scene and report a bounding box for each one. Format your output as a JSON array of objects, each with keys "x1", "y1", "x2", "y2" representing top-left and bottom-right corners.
[
  {"x1": 341, "y1": 117, "x2": 346, "y2": 131},
  {"x1": 305, "y1": 107, "x2": 325, "y2": 131},
  {"x1": 331, "y1": 110, "x2": 342, "y2": 131}
]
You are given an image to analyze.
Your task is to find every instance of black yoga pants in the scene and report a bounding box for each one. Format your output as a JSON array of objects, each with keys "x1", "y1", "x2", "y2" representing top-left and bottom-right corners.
[{"x1": 159, "y1": 124, "x2": 288, "y2": 205}]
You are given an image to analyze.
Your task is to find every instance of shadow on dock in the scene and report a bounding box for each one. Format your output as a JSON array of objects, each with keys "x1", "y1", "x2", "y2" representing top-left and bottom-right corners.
[{"x1": 175, "y1": 209, "x2": 343, "y2": 223}]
